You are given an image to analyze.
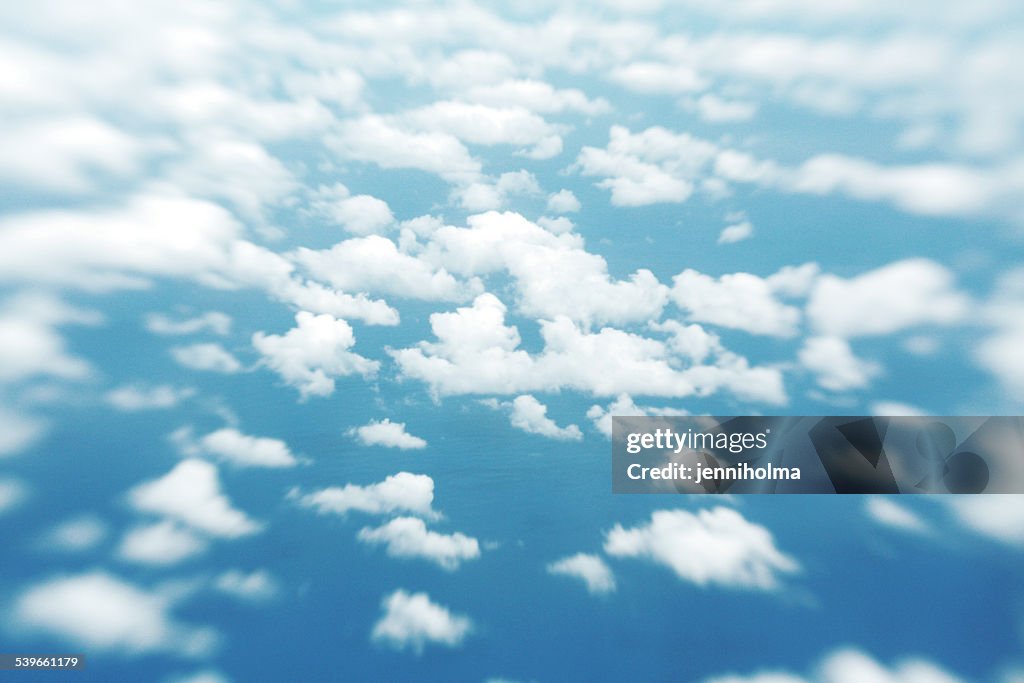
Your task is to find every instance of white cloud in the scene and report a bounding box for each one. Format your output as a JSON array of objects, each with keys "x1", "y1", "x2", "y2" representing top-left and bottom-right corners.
[
  {"x1": 604, "y1": 507, "x2": 800, "y2": 590},
  {"x1": 214, "y1": 569, "x2": 278, "y2": 602},
  {"x1": 392, "y1": 293, "x2": 786, "y2": 404},
  {"x1": 547, "y1": 553, "x2": 616, "y2": 594},
  {"x1": 14, "y1": 572, "x2": 216, "y2": 656},
  {"x1": 308, "y1": 184, "x2": 395, "y2": 235},
  {"x1": 799, "y1": 336, "x2": 880, "y2": 391},
  {"x1": 0, "y1": 291, "x2": 97, "y2": 383},
  {"x1": 195, "y1": 427, "x2": 298, "y2": 468},
  {"x1": 717, "y1": 221, "x2": 754, "y2": 244},
  {"x1": 943, "y1": 495, "x2": 1024, "y2": 547},
  {"x1": 974, "y1": 269, "x2": 1024, "y2": 401},
  {"x1": 293, "y1": 235, "x2": 475, "y2": 302},
  {"x1": 0, "y1": 478, "x2": 28, "y2": 515},
  {"x1": 586, "y1": 393, "x2": 688, "y2": 438},
  {"x1": 865, "y1": 497, "x2": 930, "y2": 534},
  {"x1": 703, "y1": 648, "x2": 965, "y2": 683},
  {"x1": 128, "y1": 459, "x2": 261, "y2": 538},
  {"x1": 349, "y1": 419, "x2": 428, "y2": 450},
  {"x1": 145, "y1": 311, "x2": 231, "y2": 336},
  {"x1": 402, "y1": 101, "x2": 564, "y2": 159},
  {"x1": 252, "y1": 311, "x2": 379, "y2": 399},
  {"x1": 106, "y1": 385, "x2": 196, "y2": 411},
  {"x1": 118, "y1": 521, "x2": 209, "y2": 566},
  {"x1": 462, "y1": 79, "x2": 609, "y2": 115},
  {"x1": 293, "y1": 472, "x2": 437, "y2": 519},
  {"x1": 608, "y1": 62, "x2": 706, "y2": 94},
  {"x1": 807, "y1": 259, "x2": 969, "y2": 338},
  {"x1": 171, "y1": 344, "x2": 242, "y2": 374},
  {"x1": 503, "y1": 395, "x2": 583, "y2": 441},
  {"x1": 453, "y1": 170, "x2": 541, "y2": 212},
  {"x1": 693, "y1": 94, "x2": 757, "y2": 123},
  {"x1": 371, "y1": 590, "x2": 472, "y2": 653},
  {"x1": 40, "y1": 515, "x2": 107, "y2": 552},
  {"x1": 671, "y1": 265, "x2": 818, "y2": 337},
  {"x1": 546, "y1": 189, "x2": 582, "y2": 214},
  {"x1": 871, "y1": 401, "x2": 927, "y2": 417},
  {"x1": 358, "y1": 517, "x2": 480, "y2": 570},
  {"x1": 0, "y1": 407, "x2": 47, "y2": 456}
]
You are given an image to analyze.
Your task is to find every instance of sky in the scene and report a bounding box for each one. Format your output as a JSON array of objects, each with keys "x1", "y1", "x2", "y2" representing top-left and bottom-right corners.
[{"x1": 0, "y1": 0, "x2": 1023, "y2": 681}]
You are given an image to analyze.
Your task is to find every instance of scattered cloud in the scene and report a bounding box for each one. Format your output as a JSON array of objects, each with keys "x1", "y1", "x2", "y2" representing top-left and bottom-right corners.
[
  {"x1": 865, "y1": 498, "x2": 930, "y2": 534},
  {"x1": 106, "y1": 385, "x2": 196, "y2": 412},
  {"x1": 292, "y1": 472, "x2": 437, "y2": 519},
  {"x1": 371, "y1": 590, "x2": 472, "y2": 654},
  {"x1": 118, "y1": 521, "x2": 209, "y2": 566},
  {"x1": 176, "y1": 427, "x2": 299, "y2": 468},
  {"x1": 214, "y1": 569, "x2": 278, "y2": 602},
  {"x1": 145, "y1": 311, "x2": 231, "y2": 336},
  {"x1": 171, "y1": 344, "x2": 242, "y2": 374},
  {"x1": 547, "y1": 553, "x2": 616, "y2": 594},
  {"x1": 604, "y1": 507, "x2": 800, "y2": 590},
  {"x1": 493, "y1": 395, "x2": 583, "y2": 441},
  {"x1": 702, "y1": 648, "x2": 965, "y2": 683},
  {"x1": 358, "y1": 517, "x2": 480, "y2": 570},
  {"x1": 349, "y1": 419, "x2": 428, "y2": 450},
  {"x1": 799, "y1": 336, "x2": 881, "y2": 392}
]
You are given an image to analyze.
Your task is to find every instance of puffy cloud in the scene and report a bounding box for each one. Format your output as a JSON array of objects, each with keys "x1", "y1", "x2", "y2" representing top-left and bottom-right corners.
[
  {"x1": 974, "y1": 268, "x2": 1024, "y2": 401},
  {"x1": 328, "y1": 115, "x2": 481, "y2": 185},
  {"x1": 453, "y1": 170, "x2": 541, "y2": 212},
  {"x1": 500, "y1": 395, "x2": 583, "y2": 441},
  {"x1": 461, "y1": 80, "x2": 609, "y2": 115},
  {"x1": 293, "y1": 236, "x2": 475, "y2": 302},
  {"x1": 293, "y1": 472, "x2": 437, "y2": 519},
  {"x1": 807, "y1": 259, "x2": 969, "y2": 338},
  {"x1": 348, "y1": 419, "x2": 428, "y2": 450},
  {"x1": 702, "y1": 648, "x2": 965, "y2": 683},
  {"x1": 214, "y1": 569, "x2": 278, "y2": 602},
  {"x1": 671, "y1": 265, "x2": 819, "y2": 337},
  {"x1": 402, "y1": 101, "x2": 564, "y2": 159},
  {"x1": 546, "y1": 189, "x2": 582, "y2": 214},
  {"x1": 865, "y1": 497, "x2": 930, "y2": 534},
  {"x1": 717, "y1": 220, "x2": 754, "y2": 244},
  {"x1": 692, "y1": 94, "x2": 757, "y2": 123},
  {"x1": 118, "y1": 521, "x2": 209, "y2": 566},
  {"x1": 106, "y1": 385, "x2": 196, "y2": 411},
  {"x1": 252, "y1": 311, "x2": 379, "y2": 399},
  {"x1": 182, "y1": 427, "x2": 299, "y2": 468},
  {"x1": 0, "y1": 291, "x2": 97, "y2": 383},
  {"x1": 0, "y1": 478, "x2": 28, "y2": 515},
  {"x1": 358, "y1": 517, "x2": 480, "y2": 570},
  {"x1": 171, "y1": 343, "x2": 243, "y2": 374},
  {"x1": 608, "y1": 62, "x2": 706, "y2": 94},
  {"x1": 547, "y1": 553, "x2": 616, "y2": 594},
  {"x1": 40, "y1": 515, "x2": 107, "y2": 552},
  {"x1": 423, "y1": 212, "x2": 668, "y2": 327},
  {"x1": 586, "y1": 393, "x2": 687, "y2": 438},
  {"x1": 392, "y1": 293, "x2": 786, "y2": 404},
  {"x1": 799, "y1": 336, "x2": 880, "y2": 392},
  {"x1": 0, "y1": 408, "x2": 47, "y2": 456},
  {"x1": 371, "y1": 590, "x2": 472, "y2": 653},
  {"x1": 128, "y1": 459, "x2": 261, "y2": 538},
  {"x1": 307, "y1": 184, "x2": 394, "y2": 235},
  {"x1": 13, "y1": 572, "x2": 216, "y2": 656},
  {"x1": 942, "y1": 496, "x2": 1024, "y2": 547},
  {"x1": 604, "y1": 507, "x2": 800, "y2": 590}
]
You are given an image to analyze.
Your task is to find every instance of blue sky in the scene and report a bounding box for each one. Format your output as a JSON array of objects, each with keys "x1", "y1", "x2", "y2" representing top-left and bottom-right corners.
[{"x1": 1, "y1": 1, "x2": 1023, "y2": 681}]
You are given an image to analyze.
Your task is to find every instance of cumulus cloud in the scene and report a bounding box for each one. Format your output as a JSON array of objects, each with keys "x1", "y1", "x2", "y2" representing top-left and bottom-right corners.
[
  {"x1": 974, "y1": 268, "x2": 1024, "y2": 401},
  {"x1": 170, "y1": 344, "x2": 242, "y2": 374},
  {"x1": 0, "y1": 478, "x2": 28, "y2": 515},
  {"x1": 181, "y1": 427, "x2": 299, "y2": 468},
  {"x1": 128, "y1": 459, "x2": 261, "y2": 538},
  {"x1": 0, "y1": 408, "x2": 48, "y2": 456},
  {"x1": 586, "y1": 393, "x2": 687, "y2": 438},
  {"x1": 252, "y1": 311, "x2": 379, "y2": 398},
  {"x1": 118, "y1": 521, "x2": 209, "y2": 566},
  {"x1": 462, "y1": 79, "x2": 609, "y2": 115},
  {"x1": 547, "y1": 553, "x2": 616, "y2": 594},
  {"x1": 371, "y1": 590, "x2": 472, "y2": 653},
  {"x1": 799, "y1": 336, "x2": 880, "y2": 392},
  {"x1": 807, "y1": 259, "x2": 969, "y2": 338},
  {"x1": 499, "y1": 395, "x2": 583, "y2": 441},
  {"x1": 717, "y1": 220, "x2": 754, "y2": 244},
  {"x1": 39, "y1": 515, "x2": 108, "y2": 552},
  {"x1": 144, "y1": 311, "x2": 231, "y2": 336},
  {"x1": 865, "y1": 497, "x2": 930, "y2": 534},
  {"x1": 392, "y1": 293, "x2": 786, "y2": 404},
  {"x1": 702, "y1": 648, "x2": 965, "y2": 683},
  {"x1": 546, "y1": 189, "x2": 582, "y2": 214},
  {"x1": 293, "y1": 472, "x2": 437, "y2": 519},
  {"x1": 0, "y1": 291, "x2": 97, "y2": 383},
  {"x1": 214, "y1": 569, "x2": 278, "y2": 602},
  {"x1": 307, "y1": 184, "x2": 394, "y2": 235},
  {"x1": 348, "y1": 419, "x2": 428, "y2": 450},
  {"x1": 402, "y1": 101, "x2": 564, "y2": 159},
  {"x1": 604, "y1": 507, "x2": 800, "y2": 590},
  {"x1": 671, "y1": 264, "x2": 819, "y2": 338},
  {"x1": 942, "y1": 496, "x2": 1024, "y2": 547},
  {"x1": 106, "y1": 385, "x2": 196, "y2": 411},
  {"x1": 14, "y1": 572, "x2": 216, "y2": 656},
  {"x1": 358, "y1": 517, "x2": 480, "y2": 570}
]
